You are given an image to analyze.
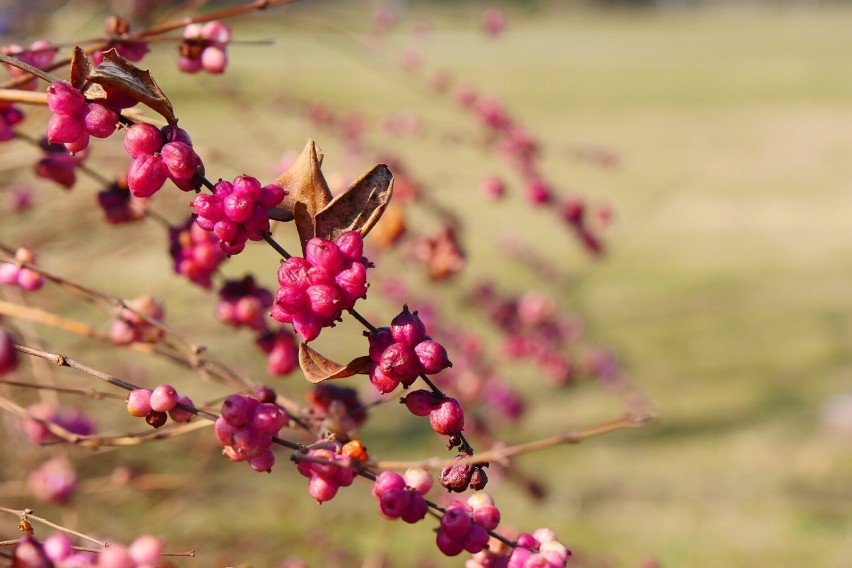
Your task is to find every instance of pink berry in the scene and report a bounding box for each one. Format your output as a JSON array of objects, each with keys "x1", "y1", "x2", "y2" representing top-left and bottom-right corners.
[
  {"x1": 335, "y1": 231, "x2": 364, "y2": 261},
  {"x1": 46, "y1": 81, "x2": 85, "y2": 115},
  {"x1": 380, "y1": 342, "x2": 422, "y2": 385},
  {"x1": 308, "y1": 475, "x2": 339, "y2": 503},
  {"x1": 223, "y1": 191, "x2": 253, "y2": 223},
  {"x1": 402, "y1": 390, "x2": 436, "y2": 417},
  {"x1": 436, "y1": 529, "x2": 465, "y2": 557},
  {"x1": 168, "y1": 395, "x2": 194, "y2": 423},
  {"x1": 0, "y1": 263, "x2": 19, "y2": 285},
  {"x1": 400, "y1": 493, "x2": 429, "y2": 524},
  {"x1": 368, "y1": 327, "x2": 395, "y2": 361},
  {"x1": 278, "y1": 257, "x2": 311, "y2": 288},
  {"x1": 369, "y1": 363, "x2": 400, "y2": 394},
  {"x1": 252, "y1": 403, "x2": 286, "y2": 436},
  {"x1": 83, "y1": 102, "x2": 118, "y2": 138},
  {"x1": 379, "y1": 487, "x2": 411, "y2": 519},
  {"x1": 249, "y1": 449, "x2": 275, "y2": 473},
  {"x1": 404, "y1": 466, "x2": 433, "y2": 495},
  {"x1": 126, "y1": 389, "x2": 152, "y2": 417},
  {"x1": 259, "y1": 183, "x2": 286, "y2": 207},
  {"x1": 202, "y1": 20, "x2": 232, "y2": 43},
  {"x1": 124, "y1": 123, "x2": 164, "y2": 158},
  {"x1": 149, "y1": 384, "x2": 179, "y2": 412},
  {"x1": 472, "y1": 504, "x2": 501, "y2": 531},
  {"x1": 292, "y1": 312, "x2": 323, "y2": 342},
  {"x1": 17, "y1": 268, "x2": 44, "y2": 291},
  {"x1": 127, "y1": 154, "x2": 168, "y2": 198},
  {"x1": 441, "y1": 506, "x2": 472, "y2": 540},
  {"x1": 429, "y1": 397, "x2": 465, "y2": 435},
  {"x1": 201, "y1": 45, "x2": 228, "y2": 74},
  {"x1": 160, "y1": 141, "x2": 201, "y2": 182},
  {"x1": 305, "y1": 238, "x2": 345, "y2": 274},
  {"x1": 47, "y1": 113, "x2": 84, "y2": 144},
  {"x1": 43, "y1": 533, "x2": 73, "y2": 562},
  {"x1": 214, "y1": 416, "x2": 237, "y2": 446},
  {"x1": 305, "y1": 284, "x2": 341, "y2": 319},
  {"x1": 415, "y1": 339, "x2": 452, "y2": 374},
  {"x1": 160, "y1": 124, "x2": 193, "y2": 145},
  {"x1": 221, "y1": 394, "x2": 255, "y2": 427},
  {"x1": 98, "y1": 544, "x2": 135, "y2": 568},
  {"x1": 463, "y1": 524, "x2": 490, "y2": 553},
  {"x1": 372, "y1": 471, "x2": 406, "y2": 498},
  {"x1": 129, "y1": 535, "x2": 163, "y2": 566},
  {"x1": 390, "y1": 305, "x2": 427, "y2": 347},
  {"x1": 334, "y1": 261, "x2": 368, "y2": 309}
]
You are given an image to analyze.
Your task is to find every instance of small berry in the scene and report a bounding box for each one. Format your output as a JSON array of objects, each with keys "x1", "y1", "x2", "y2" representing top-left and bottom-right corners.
[
  {"x1": 415, "y1": 340, "x2": 452, "y2": 374},
  {"x1": 168, "y1": 395, "x2": 194, "y2": 423},
  {"x1": 149, "y1": 384, "x2": 179, "y2": 412},
  {"x1": 429, "y1": 397, "x2": 465, "y2": 435},
  {"x1": 146, "y1": 410, "x2": 167, "y2": 428},
  {"x1": 126, "y1": 389, "x2": 152, "y2": 417},
  {"x1": 402, "y1": 390, "x2": 436, "y2": 417}
]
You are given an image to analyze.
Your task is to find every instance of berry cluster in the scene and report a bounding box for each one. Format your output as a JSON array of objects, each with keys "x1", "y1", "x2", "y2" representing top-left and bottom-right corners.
[
  {"x1": 192, "y1": 175, "x2": 284, "y2": 255},
  {"x1": 366, "y1": 305, "x2": 452, "y2": 394},
  {"x1": 25, "y1": 532, "x2": 165, "y2": 568},
  {"x1": 270, "y1": 231, "x2": 370, "y2": 342},
  {"x1": 402, "y1": 390, "x2": 465, "y2": 435},
  {"x1": 46, "y1": 81, "x2": 123, "y2": 154},
  {"x1": 168, "y1": 217, "x2": 227, "y2": 288},
  {"x1": 0, "y1": 325, "x2": 18, "y2": 374},
  {"x1": 1, "y1": 40, "x2": 56, "y2": 90},
  {"x1": 256, "y1": 328, "x2": 299, "y2": 376},
  {"x1": 124, "y1": 123, "x2": 204, "y2": 197},
  {"x1": 295, "y1": 442, "x2": 358, "y2": 503},
  {"x1": 435, "y1": 495, "x2": 498, "y2": 557},
  {"x1": 0, "y1": 246, "x2": 44, "y2": 291},
  {"x1": 110, "y1": 295, "x2": 165, "y2": 345},
  {"x1": 217, "y1": 275, "x2": 274, "y2": 331},
  {"x1": 0, "y1": 102, "x2": 24, "y2": 142},
  {"x1": 97, "y1": 174, "x2": 146, "y2": 224},
  {"x1": 215, "y1": 394, "x2": 288, "y2": 473},
  {"x1": 178, "y1": 21, "x2": 231, "y2": 74},
  {"x1": 127, "y1": 384, "x2": 194, "y2": 429},
  {"x1": 24, "y1": 402, "x2": 95, "y2": 445},
  {"x1": 371, "y1": 470, "x2": 430, "y2": 524},
  {"x1": 503, "y1": 529, "x2": 572, "y2": 568}
]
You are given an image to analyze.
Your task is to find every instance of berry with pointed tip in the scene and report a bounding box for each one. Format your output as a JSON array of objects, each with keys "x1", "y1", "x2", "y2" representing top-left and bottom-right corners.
[
  {"x1": 415, "y1": 340, "x2": 452, "y2": 374},
  {"x1": 46, "y1": 81, "x2": 85, "y2": 115},
  {"x1": 127, "y1": 154, "x2": 168, "y2": 198},
  {"x1": 402, "y1": 389, "x2": 436, "y2": 417},
  {"x1": 391, "y1": 305, "x2": 427, "y2": 347}
]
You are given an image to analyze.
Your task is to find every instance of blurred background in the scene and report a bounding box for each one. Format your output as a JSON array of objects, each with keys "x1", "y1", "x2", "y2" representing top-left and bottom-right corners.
[{"x1": 1, "y1": 1, "x2": 852, "y2": 566}]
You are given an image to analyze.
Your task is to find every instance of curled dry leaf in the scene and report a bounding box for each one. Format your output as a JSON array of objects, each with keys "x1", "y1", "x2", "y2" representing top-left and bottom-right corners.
[
  {"x1": 299, "y1": 342, "x2": 371, "y2": 384},
  {"x1": 69, "y1": 46, "x2": 91, "y2": 91},
  {"x1": 314, "y1": 164, "x2": 393, "y2": 243},
  {"x1": 273, "y1": 140, "x2": 394, "y2": 253},
  {"x1": 87, "y1": 48, "x2": 176, "y2": 124}
]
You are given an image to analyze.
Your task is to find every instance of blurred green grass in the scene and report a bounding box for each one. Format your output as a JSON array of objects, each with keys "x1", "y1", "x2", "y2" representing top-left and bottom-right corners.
[{"x1": 3, "y1": 2, "x2": 852, "y2": 567}]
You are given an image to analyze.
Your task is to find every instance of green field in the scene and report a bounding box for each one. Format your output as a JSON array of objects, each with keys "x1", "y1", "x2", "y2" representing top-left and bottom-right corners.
[{"x1": 2, "y1": 3, "x2": 852, "y2": 567}]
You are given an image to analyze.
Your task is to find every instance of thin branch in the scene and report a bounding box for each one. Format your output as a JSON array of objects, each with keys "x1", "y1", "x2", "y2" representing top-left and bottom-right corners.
[{"x1": 0, "y1": 507, "x2": 107, "y2": 547}]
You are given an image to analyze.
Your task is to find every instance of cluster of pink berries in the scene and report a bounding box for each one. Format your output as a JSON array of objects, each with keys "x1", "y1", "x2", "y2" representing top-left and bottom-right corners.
[
  {"x1": 110, "y1": 296, "x2": 165, "y2": 345},
  {"x1": 270, "y1": 231, "x2": 370, "y2": 342},
  {"x1": 1, "y1": 40, "x2": 56, "y2": 90},
  {"x1": 0, "y1": 325, "x2": 18, "y2": 374},
  {"x1": 97, "y1": 174, "x2": 146, "y2": 224},
  {"x1": 126, "y1": 384, "x2": 194, "y2": 429},
  {"x1": 256, "y1": 328, "x2": 299, "y2": 376},
  {"x1": 215, "y1": 394, "x2": 288, "y2": 473},
  {"x1": 191, "y1": 175, "x2": 284, "y2": 255},
  {"x1": 436, "y1": 493, "x2": 500, "y2": 557},
  {"x1": 402, "y1": 390, "x2": 465, "y2": 436},
  {"x1": 217, "y1": 275, "x2": 274, "y2": 331},
  {"x1": 168, "y1": 217, "x2": 227, "y2": 288},
  {"x1": 295, "y1": 442, "x2": 358, "y2": 503},
  {"x1": 0, "y1": 246, "x2": 44, "y2": 291},
  {"x1": 502, "y1": 529, "x2": 572, "y2": 567},
  {"x1": 24, "y1": 402, "x2": 95, "y2": 445},
  {"x1": 371, "y1": 469, "x2": 431, "y2": 524},
  {"x1": 366, "y1": 305, "x2": 452, "y2": 394},
  {"x1": 0, "y1": 102, "x2": 24, "y2": 142},
  {"x1": 124, "y1": 123, "x2": 204, "y2": 197},
  {"x1": 178, "y1": 21, "x2": 231, "y2": 74},
  {"x1": 46, "y1": 81, "x2": 126, "y2": 154},
  {"x1": 17, "y1": 532, "x2": 164, "y2": 568}
]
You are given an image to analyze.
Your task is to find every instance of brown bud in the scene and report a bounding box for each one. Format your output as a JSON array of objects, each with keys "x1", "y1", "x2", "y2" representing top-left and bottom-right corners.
[
  {"x1": 439, "y1": 454, "x2": 473, "y2": 493},
  {"x1": 146, "y1": 410, "x2": 167, "y2": 428}
]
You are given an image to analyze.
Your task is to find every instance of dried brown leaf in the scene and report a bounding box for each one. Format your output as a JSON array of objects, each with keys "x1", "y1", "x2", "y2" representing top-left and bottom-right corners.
[
  {"x1": 69, "y1": 46, "x2": 91, "y2": 91},
  {"x1": 87, "y1": 48, "x2": 176, "y2": 124},
  {"x1": 315, "y1": 164, "x2": 394, "y2": 242},
  {"x1": 293, "y1": 201, "x2": 314, "y2": 254},
  {"x1": 299, "y1": 343, "x2": 371, "y2": 384},
  {"x1": 274, "y1": 139, "x2": 333, "y2": 218}
]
